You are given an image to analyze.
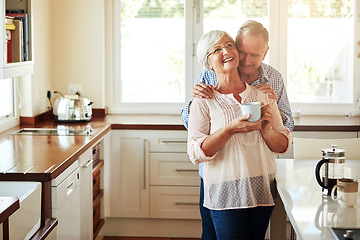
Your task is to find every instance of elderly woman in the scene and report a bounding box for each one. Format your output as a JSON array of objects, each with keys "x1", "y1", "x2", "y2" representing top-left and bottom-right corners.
[{"x1": 187, "y1": 30, "x2": 291, "y2": 240}]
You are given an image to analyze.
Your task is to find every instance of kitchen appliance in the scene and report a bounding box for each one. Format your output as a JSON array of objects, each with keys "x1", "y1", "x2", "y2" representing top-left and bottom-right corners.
[
  {"x1": 315, "y1": 145, "x2": 346, "y2": 195},
  {"x1": 329, "y1": 228, "x2": 360, "y2": 240},
  {"x1": 51, "y1": 161, "x2": 81, "y2": 240},
  {"x1": 53, "y1": 96, "x2": 92, "y2": 122},
  {"x1": 12, "y1": 126, "x2": 93, "y2": 136}
]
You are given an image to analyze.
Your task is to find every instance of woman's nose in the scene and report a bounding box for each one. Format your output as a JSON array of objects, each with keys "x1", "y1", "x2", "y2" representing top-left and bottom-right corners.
[{"x1": 222, "y1": 47, "x2": 231, "y2": 55}]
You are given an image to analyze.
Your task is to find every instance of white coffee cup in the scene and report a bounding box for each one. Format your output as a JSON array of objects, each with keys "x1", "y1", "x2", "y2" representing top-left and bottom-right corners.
[
  {"x1": 240, "y1": 102, "x2": 263, "y2": 122},
  {"x1": 331, "y1": 178, "x2": 359, "y2": 207}
]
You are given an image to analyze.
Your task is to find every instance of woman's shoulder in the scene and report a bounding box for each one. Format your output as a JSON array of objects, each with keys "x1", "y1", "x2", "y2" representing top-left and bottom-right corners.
[
  {"x1": 246, "y1": 84, "x2": 274, "y2": 105},
  {"x1": 192, "y1": 90, "x2": 232, "y2": 106}
]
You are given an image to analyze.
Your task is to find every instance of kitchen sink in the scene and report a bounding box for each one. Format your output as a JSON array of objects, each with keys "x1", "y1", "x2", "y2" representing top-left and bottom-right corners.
[{"x1": 12, "y1": 127, "x2": 93, "y2": 136}]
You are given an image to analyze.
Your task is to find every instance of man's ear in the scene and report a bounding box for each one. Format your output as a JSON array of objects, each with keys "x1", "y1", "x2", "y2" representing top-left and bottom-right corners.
[{"x1": 263, "y1": 46, "x2": 269, "y2": 60}]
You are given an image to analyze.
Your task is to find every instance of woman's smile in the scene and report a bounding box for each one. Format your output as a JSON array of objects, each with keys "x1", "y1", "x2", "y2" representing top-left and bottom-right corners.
[{"x1": 223, "y1": 57, "x2": 234, "y2": 63}]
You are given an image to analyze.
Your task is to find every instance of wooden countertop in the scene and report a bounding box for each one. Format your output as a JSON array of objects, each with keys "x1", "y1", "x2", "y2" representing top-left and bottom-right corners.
[
  {"x1": 0, "y1": 114, "x2": 359, "y2": 182},
  {"x1": 104, "y1": 114, "x2": 360, "y2": 131},
  {"x1": 293, "y1": 115, "x2": 360, "y2": 131},
  {"x1": 0, "y1": 119, "x2": 111, "y2": 181}
]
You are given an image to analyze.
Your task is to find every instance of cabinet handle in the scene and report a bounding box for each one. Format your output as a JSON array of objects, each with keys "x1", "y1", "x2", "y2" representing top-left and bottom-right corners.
[
  {"x1": 175, "y1": 169, "x2": 198, "y2": 172},
  {"x1": 142, "y1": 138, "x2": 146, "y2": 190},
  {"x1": 83, "y1": 159, "x2": 93, "y2": 168},
  {"x1": 160, "y1": 140, "x2": 187, "y2": 144},
  {"x1": 175, "y1": 202, "x2": 198, "y2": 206}
]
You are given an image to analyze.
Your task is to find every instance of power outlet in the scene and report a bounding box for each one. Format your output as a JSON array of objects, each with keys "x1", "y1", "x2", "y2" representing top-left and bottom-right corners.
[
  {"x1": 39, "y1": 87, "x2": 48, "y2": 112},
  {"x1": 68, "y1": 84, "x2": 82, "y2": 96}
]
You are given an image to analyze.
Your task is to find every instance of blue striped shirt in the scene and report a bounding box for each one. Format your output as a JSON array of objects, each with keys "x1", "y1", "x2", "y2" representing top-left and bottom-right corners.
[{"x1": 181, "y1": 63, "x2": 294, "y2": 178}]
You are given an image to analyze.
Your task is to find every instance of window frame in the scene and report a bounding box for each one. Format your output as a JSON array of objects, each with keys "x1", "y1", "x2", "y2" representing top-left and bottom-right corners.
[
  {"x1": 0, "y1": 78, "x2": 19, "y2": 133},
  {"x1": 274, "y1": 0, "x2": 360, "y2": 116},
  {"x1": 105, "y1": 0, "x2": 360, "y2": 116},
  {"x1": 105, "y1": 0, "x2": 196, "y2": 114}
]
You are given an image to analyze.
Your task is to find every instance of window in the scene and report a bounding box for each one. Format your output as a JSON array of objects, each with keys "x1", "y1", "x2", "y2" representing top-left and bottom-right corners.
[
  {"x1": 109, "y1": 0, "x2": 188, "y2": 114},
  {"x1": 283, "y1": 0, "x2": 358, "y2": 115},
  {"x1": 0, "y1": 78, "x2": 18, "y2": 132},
  {"x1": 107, "y1": 0, "x2": 360, "y2": 116},
  {"x1": 203, "y1": 0, "x2": 269, "y2": 63}
]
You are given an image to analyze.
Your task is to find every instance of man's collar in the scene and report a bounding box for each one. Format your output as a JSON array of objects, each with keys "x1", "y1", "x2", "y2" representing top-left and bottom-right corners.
[
  {"x1": 249, "y1": 64, "x2": 268, "y2": 86},
  {"x1": 259, "y1": 63, "x2": 270, "y2": 83}
]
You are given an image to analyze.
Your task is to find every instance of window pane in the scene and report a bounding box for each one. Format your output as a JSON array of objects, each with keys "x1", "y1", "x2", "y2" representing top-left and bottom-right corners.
[
  {"x1": 120, "y1": 0, "x2": 185, "y2": 103},
  {"x1": 0, "y1": 79, "x2": 13, "y2": 119},
  {"x1": 287, "y1": 0, "x2": 354, "y2": 103},
  {"x1": 203, "y1": 0, "x2": 269, "y2": 61}
]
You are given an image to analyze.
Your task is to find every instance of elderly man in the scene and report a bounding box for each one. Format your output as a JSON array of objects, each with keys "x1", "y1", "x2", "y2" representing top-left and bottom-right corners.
[{"x1": 181, "y1": 20, "x2": 294, "y2": 240}]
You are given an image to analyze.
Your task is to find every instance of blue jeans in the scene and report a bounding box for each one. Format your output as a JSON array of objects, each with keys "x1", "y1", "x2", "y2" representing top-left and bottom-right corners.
[
  {"x1": 200, "y1": 178, "x2": 217, "y2": 239},
  {"x1": 199, "y1": 178, "x2": 274, "y2": 240}
]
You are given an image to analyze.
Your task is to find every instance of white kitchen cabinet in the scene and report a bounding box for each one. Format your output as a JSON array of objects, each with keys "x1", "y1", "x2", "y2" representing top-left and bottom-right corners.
[
  {"x1": 108, "y1": 130, "x2": 150, "y2": 218},
  {"x1": 149, "y1": 130, "x2": 200, "y2": 220},
  {"x1": 149, "y1": 152, "x2": 199, "y2": 186},
  {"x1": 79, "y1": 147, "x2": 93, "y2": 240},
  {"x1": 108, "y1": 130, "x2": 200, "y2": 220},
  {"x1": 150, "y1": 186, "x2": 200, "y2": 219},
  {"x1": 149, "y1": 130, "x2": 188, "y2": 152},
  {"x1": 1, "y1": 0, "x2": 34, "y2": 78}
]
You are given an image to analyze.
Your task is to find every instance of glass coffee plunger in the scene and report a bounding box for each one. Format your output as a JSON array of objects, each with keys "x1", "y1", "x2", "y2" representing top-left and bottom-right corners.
[{"x1": 315, "y1": 145, "x2": 346, "y2": 195}]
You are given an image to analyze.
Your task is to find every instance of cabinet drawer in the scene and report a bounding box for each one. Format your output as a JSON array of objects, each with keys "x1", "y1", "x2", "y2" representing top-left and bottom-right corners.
[
  {"x1": 150, "y1": 186, "x2": 200, "y2": 220},
  {"x1": 150, "y1": 130, "x2": 187, "y2": 152},
  {"x1": 150, "y1": 153, "x2": 200, "y2": 186}
]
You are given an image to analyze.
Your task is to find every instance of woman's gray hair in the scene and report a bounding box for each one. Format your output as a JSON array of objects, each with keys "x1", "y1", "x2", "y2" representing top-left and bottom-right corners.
[
  {"x1": 197, "y1": 30, "x2": 235, "y2": 71},
  {"x1": 236, "y1": 20, "x2": 269, "y2": 51}
]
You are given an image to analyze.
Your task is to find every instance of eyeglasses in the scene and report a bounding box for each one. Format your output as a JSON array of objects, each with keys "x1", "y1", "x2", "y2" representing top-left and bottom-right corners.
[{"x1": 207, "y1": 42, "x2": 235, "y2": 57}]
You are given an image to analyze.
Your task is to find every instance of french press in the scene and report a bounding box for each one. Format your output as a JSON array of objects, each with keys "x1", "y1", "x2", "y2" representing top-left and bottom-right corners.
[{"x1": 315, "y1": 145, "x2": 346, "y2": 195}]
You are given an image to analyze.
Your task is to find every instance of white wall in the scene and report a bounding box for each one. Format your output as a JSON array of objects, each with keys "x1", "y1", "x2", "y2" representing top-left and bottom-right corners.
[
  {"x1": 19, "y1": 0, "x2": 52, "y2": 117},
  {"x1": 20, "y1": 0, "x2": 105, "y2": 117},
  {"x1": 49, "y1": 0, "x2": 105, "y2": 108}
]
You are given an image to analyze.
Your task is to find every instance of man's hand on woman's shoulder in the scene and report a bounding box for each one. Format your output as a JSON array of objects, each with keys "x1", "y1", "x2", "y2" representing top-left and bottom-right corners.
[{"x1": 192, "y1": 82, "x2": 215, "y2": 99}]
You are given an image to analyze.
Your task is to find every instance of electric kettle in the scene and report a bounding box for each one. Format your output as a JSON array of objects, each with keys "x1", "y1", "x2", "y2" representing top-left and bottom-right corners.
[
  {"x1": 53, "y1": 96, "x2": 93, "y2": 122},
  {"x1": 315, "y1": 145, "x2": 346, "y2": 195}
]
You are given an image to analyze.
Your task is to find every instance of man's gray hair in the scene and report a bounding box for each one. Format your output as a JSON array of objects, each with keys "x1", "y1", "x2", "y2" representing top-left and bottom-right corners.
[
  {"x1": 197, "y1": 30, "x2": 235, "y2": 71},
  {"x1": 236, "y1": 20, "x2": 269, "y2": 51}
]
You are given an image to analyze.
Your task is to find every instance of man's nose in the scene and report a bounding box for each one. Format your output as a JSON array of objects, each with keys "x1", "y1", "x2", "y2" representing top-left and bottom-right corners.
[{"x1": 241, "y1": 53, "x2": 251, "y2": 63}]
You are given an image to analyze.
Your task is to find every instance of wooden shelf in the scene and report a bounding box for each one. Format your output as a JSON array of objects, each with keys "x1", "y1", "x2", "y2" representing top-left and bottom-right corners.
[
  {"x1": 1, "y1": 0, "x2": 34, "y2": 78},
  {"x1": 93, "y1": 219, "x2": 105, "y2": 240},
  {"x1": 92, "y1": 159, "x2": 104, "y2": 177},
  {"x1": 93, "y1": 189, "x2": 103, "y2": 208},
  {"x1": 92, "y1": 158, "x2": 104, "y2": 239},
  {"x1": 29, "y1": 218, "x2": 58, "y2": 240}
]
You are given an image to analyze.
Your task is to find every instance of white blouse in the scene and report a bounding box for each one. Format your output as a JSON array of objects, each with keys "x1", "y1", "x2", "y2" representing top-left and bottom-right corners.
[{"x1": 187, "y1": 83, "x2": 291, "y2": 210}]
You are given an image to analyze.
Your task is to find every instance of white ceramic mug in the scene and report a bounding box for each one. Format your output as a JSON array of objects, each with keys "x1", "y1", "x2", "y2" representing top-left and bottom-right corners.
[
  {"x1": 240, "y1": 102, "x2": 263, "y2": 122},
  {"x1": 331, "y1": 178, "x2": 359, "y2": 207}
]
